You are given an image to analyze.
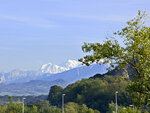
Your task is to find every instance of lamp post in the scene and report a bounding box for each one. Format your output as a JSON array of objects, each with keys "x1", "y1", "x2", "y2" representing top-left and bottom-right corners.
[
  {"x1": 115, "y1": 91, "x2": 118, "y2": 113},
  {"x1": 62, "y1": 94, "x2": 65, "y2": 113},
  {"x1": 22, "y1": 98, "x2": 26, "y2": 113},
  {"x1": 129, "y1": 105, "x2": 134, "y2": 111}
]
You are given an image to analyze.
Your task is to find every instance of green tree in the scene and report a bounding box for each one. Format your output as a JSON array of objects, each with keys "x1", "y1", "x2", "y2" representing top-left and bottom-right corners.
[
  {"x1": 79, "y1": 11, "x2": 150, "y2": 106},
  {"x1": 9, "y1": 96, "x2": 13, "y2": 104},
  {"x1": 32, "y1": 105, "x2": 38, "y2": 113},
  {"x1": 94, "y1": 110, "x2": 100, "y2": 113},
  {"x1": 65, "y1": 102, "x2": 79, "y2": 113},
  {"x1": 6, "y1": 96, "x2": 22, "y2": 113},
  {"x1": 64, "y1": 102, "x2": 100, "y2": 113},
  {"x1": 87, "y1": 108, "x2": 94, "y2": 113},
  {"x1": 0, "y1": 105, "x2": 7, "y2": 113},
  {"x1": 107, "y1": 102, "x2": 123, "y2": 113},
  {"x1": 119, "y1": 107, "x2": 141, "y2": 113},
  {"x1": 39, "y1": 106, "x2": 61, "y2": 113},
  {"x1": 107, "y1": 102, "x2": 141, "y2": 113},
  {"x1": 48, "y1": 76, "x2": 131, "y2": 112},
  {"x1": 47, "y1": 85, "x2": 63, "y2": 106}
]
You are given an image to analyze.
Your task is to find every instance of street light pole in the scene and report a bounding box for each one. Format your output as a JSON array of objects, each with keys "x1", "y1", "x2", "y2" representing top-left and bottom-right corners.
[
  {"x1": 129, "y1": 105, "x2": 134, "y2": 111},
  {"x1": 115, "y1": 91, "x2": 118, "y2": 113},
  {"x1": 22, "y1": 98, "x2": 26, "y2": 113},
  {"x1": 62, "y1": 94, "x2": 65, "y2": 113}
]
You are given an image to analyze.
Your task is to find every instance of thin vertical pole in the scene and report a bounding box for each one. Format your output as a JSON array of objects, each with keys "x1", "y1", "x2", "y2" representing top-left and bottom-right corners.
[
  {"x1": 22, "y1": 98, "x2": 25, "y2": 113},
  {"x1": 62, "y1": 94, "x2": 65, "y2": 113},
  {"x1": 115, "y1": 91, "x2": 118, "y2": 113}
]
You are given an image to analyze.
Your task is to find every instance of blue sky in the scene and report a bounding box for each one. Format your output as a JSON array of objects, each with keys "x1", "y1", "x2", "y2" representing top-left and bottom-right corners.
[{"x1": 0, "y1": 0, "x2": 150, "y2": 72}]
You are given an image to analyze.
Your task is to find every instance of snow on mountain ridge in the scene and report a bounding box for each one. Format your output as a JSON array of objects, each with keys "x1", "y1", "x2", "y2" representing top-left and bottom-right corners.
[
  {"x1": 65, "y1": 59, "x2": 81, "y2": 69},
  {"x1": 0, "y1": 75, "x2": 5, "y2": 83},
  {"x1": 41, "y1": 63, "x2": 67, "y2": 74},
  {"x1": 40, "y1": 59, "x2": 81, "y2": 74},
  {"x1": 0, "y1": 60, "x2": 81, "y2": 84}
]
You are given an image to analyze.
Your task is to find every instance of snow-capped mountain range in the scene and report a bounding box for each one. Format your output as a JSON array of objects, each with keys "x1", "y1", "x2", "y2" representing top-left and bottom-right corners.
[
  {"x1": 40, "y1": 59, "x2": 81, "y2": 74},
  {"x1": 0, "y1": 59, "x2": 111, "y2": 95},
  {"x1": 0, "y1": 60, "x2": 81, "y2": 84}
]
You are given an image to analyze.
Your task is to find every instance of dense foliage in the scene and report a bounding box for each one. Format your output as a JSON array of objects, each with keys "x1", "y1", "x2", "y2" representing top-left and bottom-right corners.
[
  {"x1": 48, "y1": 75, "x2": 132, "y2": 113},
  {"x1": 0, "y1": 96, "x2": 99, "y2": 113},
  {"x1": 107, "y1": 102, "x2": 142, "y2": 113},
  {"x1": 79, "y1": 11, "x2": 150, "y2": 106}
]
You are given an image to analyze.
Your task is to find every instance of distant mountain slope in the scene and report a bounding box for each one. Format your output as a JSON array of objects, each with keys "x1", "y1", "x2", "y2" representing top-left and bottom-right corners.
[
  {"x1": 0, "y1": 60, "x2": 111, "y2": 96},
  {"x1": 0, "y1": 95, "x2": 48, "y2": 104},
  {"x1": 41, "y1": 63, "x2": 111, "y2": 83},
  {"x1": 0, "y1": 60, "x2": 81, "y2": 84},
  {"x1": 0, "y1": 69, "x2": 42, "y2": 84},
  {"x1": 0, "y1": 60, "x2": 110, "y2": 84},
  {"x1": 0, "y1": 79, "x2": 67, "y2": 96}
]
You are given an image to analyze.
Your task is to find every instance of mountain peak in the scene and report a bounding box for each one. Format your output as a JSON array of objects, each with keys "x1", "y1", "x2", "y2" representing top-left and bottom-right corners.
[
  {"x1": 65, "y1": 59, "x2": 81, "y2": 69},
  {"x1": 40, "y1": 60, "x2": 81, "y2": 74}
]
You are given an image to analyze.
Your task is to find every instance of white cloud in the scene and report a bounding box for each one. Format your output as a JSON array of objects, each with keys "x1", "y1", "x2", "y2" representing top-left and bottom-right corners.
[
  {"x1": 0, "y1": 14, "x2": 57, "y2": 28},
  {"x1": 0, "y1": 15, "x2": 29, "y2": 22}
]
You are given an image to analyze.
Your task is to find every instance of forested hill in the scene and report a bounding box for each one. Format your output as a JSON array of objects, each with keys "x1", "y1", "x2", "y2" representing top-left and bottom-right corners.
[
  {"x1": 0, "y1": 68, "x2": 137, "y2": 112},
  {"x1": 47, "y1": 73, "x2": 132, "y2": 113}
]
